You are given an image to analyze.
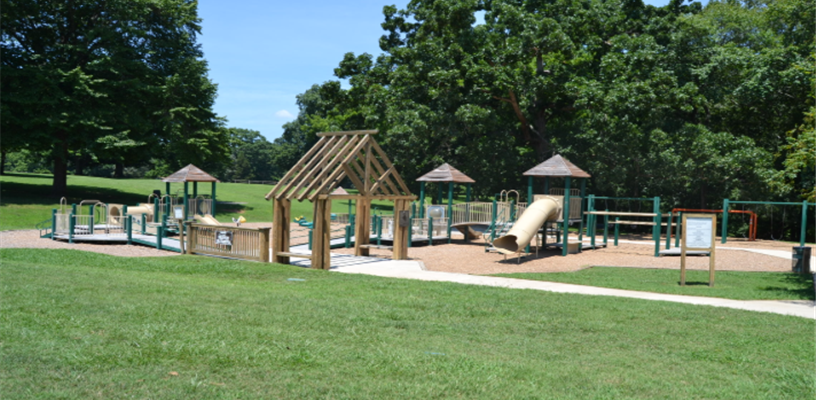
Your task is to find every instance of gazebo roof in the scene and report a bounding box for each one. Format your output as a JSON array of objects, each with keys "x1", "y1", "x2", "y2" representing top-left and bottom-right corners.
[
  {"x1": 162, "y1": 164, "x2": 220, "y2": 183},
  {"x1": 416, "y1": 163, "x2": 475, "y2": 184},
  {"x1": 523, "y1": 155, "x2": 591, "y2": 178}
]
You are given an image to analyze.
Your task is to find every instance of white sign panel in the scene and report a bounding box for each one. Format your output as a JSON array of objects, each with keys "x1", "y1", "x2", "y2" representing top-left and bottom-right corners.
[
  {"x1": 173, "y1": 206, "x2": 184, "y2": 219},
  {"x1": 215, "y1": 231, "x2": 233, "y2": 246},
  {"x1": 685, "y1": 217, "x2": 713, "y2": 249}
]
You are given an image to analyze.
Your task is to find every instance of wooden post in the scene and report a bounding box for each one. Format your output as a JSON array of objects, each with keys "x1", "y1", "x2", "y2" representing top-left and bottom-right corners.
[
  {"x1": 211, "y1": 182, "x2": 217, "y2": 216},
  {"x1": 185, "y1": 222, "x2": 194, "y2": 255},
  {"x1": 183, "y1": 182, "x2": 189, "y2": 222},
  {"x1": 259, "y1": 227, "x2": 271, "y2": 262},
  {"x1": 393, "y1": 200, "x2": 409, "y2": 260},
  {"x1": 272, "y1": 199, "x2": 291, "y2": 264},
  {"x1": 355, "y1": 198, "x2": 371, "y2": 256}
]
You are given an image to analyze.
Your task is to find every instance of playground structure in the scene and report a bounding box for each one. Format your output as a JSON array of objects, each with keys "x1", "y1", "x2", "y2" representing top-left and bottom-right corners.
[
  {"x1": 35, "y1": 148, "x2": 814, "y2": 268},
  {"x1": 266, "y1": 130, "x2": 416, "y2": 270},
  {"x1": 38, "y1": 164, "x2": 223, "y2": 254}
]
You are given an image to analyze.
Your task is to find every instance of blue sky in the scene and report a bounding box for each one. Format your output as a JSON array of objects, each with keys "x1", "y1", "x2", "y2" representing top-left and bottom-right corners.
[{"x1": 198, "y1": 0, "x2": 700, "y2": 141}]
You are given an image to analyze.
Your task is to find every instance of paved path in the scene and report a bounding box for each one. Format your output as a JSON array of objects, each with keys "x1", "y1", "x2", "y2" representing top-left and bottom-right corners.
[{"x1": 288, "y1": 243, "x2": 815, "y2": 319}]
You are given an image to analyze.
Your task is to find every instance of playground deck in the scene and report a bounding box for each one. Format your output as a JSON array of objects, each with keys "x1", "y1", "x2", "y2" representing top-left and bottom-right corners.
[{"x1": 51, "y1": 234, "x2": 182, "y2": 252}]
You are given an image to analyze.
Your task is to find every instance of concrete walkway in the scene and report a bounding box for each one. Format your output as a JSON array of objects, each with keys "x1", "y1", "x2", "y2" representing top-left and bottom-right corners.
[{"x1": 288, "y1": 244, "x2": 815, "y2": 319}]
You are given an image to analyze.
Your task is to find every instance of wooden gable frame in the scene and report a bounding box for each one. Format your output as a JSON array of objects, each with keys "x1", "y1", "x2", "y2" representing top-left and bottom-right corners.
[
  {"x1": 265, "y1": 130, "x2": 413, "y2": 202},
  {"x1": 266, "y1": 130, "x2": 415, "y2": 270}
]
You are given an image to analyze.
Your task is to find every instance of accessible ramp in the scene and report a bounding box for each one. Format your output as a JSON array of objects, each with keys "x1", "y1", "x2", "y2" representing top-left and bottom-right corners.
[{"x1": 492, "y1": 197, "x2": 560, "y2": 255}]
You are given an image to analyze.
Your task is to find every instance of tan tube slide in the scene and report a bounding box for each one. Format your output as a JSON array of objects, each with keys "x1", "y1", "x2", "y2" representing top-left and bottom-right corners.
[{"x1": 492, "y1": 198, "x2": 560, "y2": 255}]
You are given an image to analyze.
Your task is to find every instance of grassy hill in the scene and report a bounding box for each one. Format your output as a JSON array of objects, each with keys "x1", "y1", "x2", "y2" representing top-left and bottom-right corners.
[
  {"x1": 0, "y1": 173, "x2": 400, "y2": 231},
  {"x1": 2, "y1": 248, "x2": 813, "y2": 399}
]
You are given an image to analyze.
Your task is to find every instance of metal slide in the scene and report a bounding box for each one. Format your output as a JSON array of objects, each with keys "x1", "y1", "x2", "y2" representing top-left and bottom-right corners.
[{"x1": 492, "y1": 198, "x2": 560, "y2": 255}]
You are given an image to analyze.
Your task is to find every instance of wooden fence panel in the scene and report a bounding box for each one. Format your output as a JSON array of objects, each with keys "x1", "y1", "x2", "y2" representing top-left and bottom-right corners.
[{"x1": 189, "y1": 224, "x2": 271, "y2": 262}]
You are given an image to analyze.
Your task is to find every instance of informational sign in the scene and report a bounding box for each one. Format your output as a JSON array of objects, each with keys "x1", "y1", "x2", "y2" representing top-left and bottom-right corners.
[
  {"x1": 173, "y1": 205, "x2": 184, "y2": 219},
  {"x1": 215, "y1": 230, "x2": 233, "y2": 246},
  {"x1": 398, "y1": 210, "x2": 410, "y2": 227},
  {"x1": 680, "y1": 213, "x2": 716, "y2": 287},
  {"x1": 685, "y1": 217, "x2": 713, "y2": 249}
]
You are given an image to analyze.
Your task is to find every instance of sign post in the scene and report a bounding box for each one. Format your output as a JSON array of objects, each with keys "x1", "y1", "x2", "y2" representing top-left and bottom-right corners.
[{"x1": 681, "y1": 213, "x2": 717, "y2": 287}]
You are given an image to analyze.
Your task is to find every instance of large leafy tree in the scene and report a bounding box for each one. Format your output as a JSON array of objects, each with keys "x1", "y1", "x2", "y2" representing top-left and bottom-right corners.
[{"x1": 1, "y1": 0, "x2": 228, "y2": 196}]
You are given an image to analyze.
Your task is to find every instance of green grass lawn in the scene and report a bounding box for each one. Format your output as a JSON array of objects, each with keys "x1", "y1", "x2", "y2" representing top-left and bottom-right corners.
[
  {"x1": 0, "y1": 173, "x2": 403, "y2": 230},
  {"x1": 493, "y1": 267, "x2": 815, "y2": 301},
  {"x1": 2, "y1": 248, "x2": 814, "y2": 399}
]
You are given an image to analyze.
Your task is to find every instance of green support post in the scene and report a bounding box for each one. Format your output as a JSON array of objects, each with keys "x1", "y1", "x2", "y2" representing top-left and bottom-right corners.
[
  {"x1": 141, "y1": 214, "x2": 146, "y2": 235},
  {"x1": 428, "y1": 217, "x2": 434, "y2": 246},
  {"x1": 308, "y1": 230, "x2": 312, "y2": 250},
  {"x1": 89, "y1": 204, "x2": 95, "y2": 236},
  {"x1": 419, "y1": 182, "x2": 426, "y2": 218},
  {"x1": 345, "y1": 225, "x2": 351, "y2": 248},
  {"x1": 562, "y1": 177, "x2": 571, "y2": 256},
  {"x1": 666, "y1": 212, "x2": 673, "y2": 249},
  {"x1": 603, "y1": 211, "x2": 609, "y2": 245},
  {"x1": 183, "y1": 182, "x2": 189, "y2": 221},
  {"x1": 491, "y1": 199, "x2": 498, "y2": 227},
  {"x1": 527, "y1": 176, "x2": 533, "y2": 203},
  {"x1": 447, "y1": 182, "x2": 453, "y2": 244},
  {"x1": 801, "y1": 201, "x2": 808, "y2": 248},
  {"x1": 721, "y1": 199, "x2": 729, "y2": 243},
  {"x1": 544, "y1": 177, "x2": 550, "y2": 195},
  {"x1": 69, "y1": 213, "x2": 75, "y2": 243},
  {"x1": 377, "y1": 215, "x2": 382, "y2": 246},
  {"x1": 51, "y1": 209, "x2": 57, "y2": 240},
  {"x1": 72, "y1": 203, "x2": 77, "y2": 215},
  {"x1": 589, "y1": 195, "x2": 596, "y2": 249},
  {"x1": 466, "y1": 183, "x2": 472, "y2": 202},
  {"x1": 193, "y1": 182, "x2": 198, "y2": 199},
  {"x1": 127, "y1": 216, "x2": 133, "y2": 245},
  {"x1": 157, "y1": 226, "x2": 163, "y2": 250},
  {"x1": 653, "y1": 197, "x2": 661, "y2": 257},
  {"x1": 348, "y1": 200, "x2": 352, "y2": 216},
  {"x1": 122, "y1": 205, "x2": 128, "y2": 234},
  {"x1": 578, "y1": 179, "x2": 586, "y2": 246},
  {"x1": 165, "y1": 182, "x2": 171, "y2": 196},
  {"x1": 211, "y1": 182, "x2": 217, "y2": 216},
  {"x1": 614, "y1": 217, "x2": 620, "y2": 246},
  {"x1": 510, "y1": 199, "x2": 516, "y2": 221},
  {"x1": 153, "y1": 197, "x2": 160, "y2": 224}
]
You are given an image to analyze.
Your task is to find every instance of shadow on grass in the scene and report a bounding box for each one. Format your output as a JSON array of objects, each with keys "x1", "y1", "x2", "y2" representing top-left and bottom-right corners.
[
  {"x1": 1, "y1": 181, "x2": 155, "y2": 206},
  {"x1": 2, "y1": 172, "x2": 53, "y2": 180},
  {"x1": 764, "y1": 274, "x2": 816, "y2": 300}
]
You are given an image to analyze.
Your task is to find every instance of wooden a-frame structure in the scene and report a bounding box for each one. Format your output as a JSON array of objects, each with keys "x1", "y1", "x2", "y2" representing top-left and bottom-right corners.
[{"x1": 265, "y1": 130, "x2": 416, "y2": 269}]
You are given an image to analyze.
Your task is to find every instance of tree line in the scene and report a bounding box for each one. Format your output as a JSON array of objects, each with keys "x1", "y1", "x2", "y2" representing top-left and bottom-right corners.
[{"x1": 3, "y1": 0, "x2": 813, "y2": 207}]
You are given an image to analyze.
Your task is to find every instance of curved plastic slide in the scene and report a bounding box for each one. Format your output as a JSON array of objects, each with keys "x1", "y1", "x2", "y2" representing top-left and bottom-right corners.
[
  {"x1": 194, "y1": 214, "x2": 222, "y2": 225},
  {"x1": 492, "y1": 198, "x2": 560, "y2": 255}
]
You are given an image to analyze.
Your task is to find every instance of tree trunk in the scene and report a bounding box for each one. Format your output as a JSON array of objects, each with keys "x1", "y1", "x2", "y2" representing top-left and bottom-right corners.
[
  {"x1": 0, "y1": 150, "x2": 6, "y2": 175},
  {"x1": 75, "y1": 154, "x2": 86, "y2": 176},
  {"x1": 114, "y1": 162, "x2": 124, "y2": 178},
  {"x1": 52, "y1": 132, "x2": 69, "y2": 198},
  {"x1": 699, "y1": 181, "x2": 706, "y2": 209}
]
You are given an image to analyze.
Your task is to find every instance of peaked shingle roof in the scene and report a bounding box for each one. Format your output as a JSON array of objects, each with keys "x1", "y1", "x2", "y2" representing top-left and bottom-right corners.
[
  {"x1": 162, "y1": 164, "x2": 220, "y2": 183},
  {"x1": 416, "y1": 163, "x2": 475, "y2": 183},
  {"x1": 523, "y1": 155, "x2": 591, "y2": 178}
]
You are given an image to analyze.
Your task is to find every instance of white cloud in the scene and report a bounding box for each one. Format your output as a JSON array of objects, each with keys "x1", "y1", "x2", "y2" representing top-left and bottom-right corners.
[{"x1": 274, "y1": 109, "x2": 295, "y2": 119}]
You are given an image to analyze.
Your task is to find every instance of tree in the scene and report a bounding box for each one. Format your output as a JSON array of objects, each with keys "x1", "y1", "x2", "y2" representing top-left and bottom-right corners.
[{"x1": 1, "y1": 0, "x2": 228, "y2": 196}]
